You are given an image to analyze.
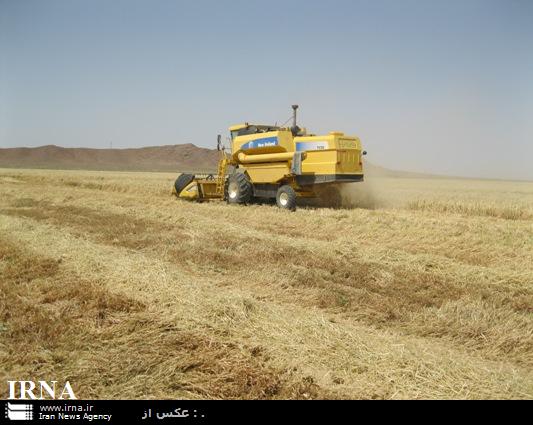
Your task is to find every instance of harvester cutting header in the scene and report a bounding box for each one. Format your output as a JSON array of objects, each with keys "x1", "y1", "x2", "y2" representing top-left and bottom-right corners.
[{"x1": 173, "y1": 105, "x2": 366, "y2": 210}]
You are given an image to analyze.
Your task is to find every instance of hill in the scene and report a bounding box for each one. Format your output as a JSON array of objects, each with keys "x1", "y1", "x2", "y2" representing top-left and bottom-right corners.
[{"x1": 0, "y1": 144, "x2": 220, "y2": 173}]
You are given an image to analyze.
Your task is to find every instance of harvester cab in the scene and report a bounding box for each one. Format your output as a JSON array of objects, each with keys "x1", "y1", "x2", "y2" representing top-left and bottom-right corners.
[{"x1": 174, "y1": 105, "x2": 365, "y2": 210}]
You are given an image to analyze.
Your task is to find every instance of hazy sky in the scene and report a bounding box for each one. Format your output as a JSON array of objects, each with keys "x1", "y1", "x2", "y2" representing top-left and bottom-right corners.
[{"x1": 1, "y1": 0, "x2": 532, "y2": 180}]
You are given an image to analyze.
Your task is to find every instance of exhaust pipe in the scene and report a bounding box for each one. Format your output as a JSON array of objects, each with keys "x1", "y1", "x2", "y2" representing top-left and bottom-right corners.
[{"x1": 291, "y1": 105, "x2": 299, "y2": 136}]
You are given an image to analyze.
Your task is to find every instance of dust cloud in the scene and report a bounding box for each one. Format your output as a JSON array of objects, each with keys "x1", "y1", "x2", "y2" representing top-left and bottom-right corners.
[
  {"x1": 339, "y1": 181, "x2": 382, "y2": 209},
  {"x1": 304, "y1": 179, "x2": 391, "y2": 210}
]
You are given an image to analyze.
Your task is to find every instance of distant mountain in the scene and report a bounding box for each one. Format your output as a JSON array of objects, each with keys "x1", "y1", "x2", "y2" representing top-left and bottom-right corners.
[
  {"x1": 0, "y1": 143, "x2": 415, "y2": 177},
  {"x1": 0, "y1": 144, "x2": 220, "y2": 172}
]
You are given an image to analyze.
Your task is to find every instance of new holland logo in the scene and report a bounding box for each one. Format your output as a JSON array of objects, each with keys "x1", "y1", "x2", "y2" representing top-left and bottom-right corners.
[
  {"x1": 5, "y1": 402, "x2": 33, "y2": 421},
  {"x1": 241, "y1": 137, "x2": 278, "y2": 150}
]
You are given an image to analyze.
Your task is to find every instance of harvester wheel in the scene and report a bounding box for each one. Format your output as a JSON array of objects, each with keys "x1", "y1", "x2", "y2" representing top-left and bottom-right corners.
[
  {"x1": 174, "y1": 174, "x2": 195, "y2": 196},
  {"x1": 276, "y1": 185, "x2": 297, "y2": 211},
  {"x1": 225, "y1": 173, "x2": 252, "y2": 204}
]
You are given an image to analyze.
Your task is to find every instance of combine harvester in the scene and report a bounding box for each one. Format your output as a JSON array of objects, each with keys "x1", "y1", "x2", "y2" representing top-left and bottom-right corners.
[{"x1": 173, "y1": 105, "x2": 366, "y2": 210}]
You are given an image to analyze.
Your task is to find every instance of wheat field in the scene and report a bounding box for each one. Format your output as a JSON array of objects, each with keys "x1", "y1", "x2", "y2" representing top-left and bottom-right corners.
[{"x1": 1, "y1": 168, "x2": 532, "y2": 399}]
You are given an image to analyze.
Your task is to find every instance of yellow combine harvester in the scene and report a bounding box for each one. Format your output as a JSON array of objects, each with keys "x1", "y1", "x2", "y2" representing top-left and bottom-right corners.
[{"x1": 174, "y1": 105, "x2": 366, "y2": 210}]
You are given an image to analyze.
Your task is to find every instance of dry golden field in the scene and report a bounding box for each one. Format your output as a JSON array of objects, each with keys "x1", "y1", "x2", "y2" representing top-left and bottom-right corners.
[{"x1": 1, "y1": 168, "x2": 532, "y2": 399}]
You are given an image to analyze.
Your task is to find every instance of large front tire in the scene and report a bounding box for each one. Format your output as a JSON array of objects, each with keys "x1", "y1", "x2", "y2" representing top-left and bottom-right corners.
[
  {"x1": 225, "y1": 173, "x2": 253, "y2": 204},
  {"x1": 174, "y1": 174, "x2": 195, "y2": 196},
  {"x1": 276, "y1": 185, "x2": 297, "y2": 211}
]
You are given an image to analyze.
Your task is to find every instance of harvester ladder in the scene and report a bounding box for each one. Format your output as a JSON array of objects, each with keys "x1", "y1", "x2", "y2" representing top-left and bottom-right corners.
[{"x1": 215, "y1": 152, "x2": 229, "y2": 195}]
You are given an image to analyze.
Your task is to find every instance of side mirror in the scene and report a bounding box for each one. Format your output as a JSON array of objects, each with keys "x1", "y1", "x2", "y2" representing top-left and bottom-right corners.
[
  {"x1": 362, "y1": 150, "x2": 367, "y2": 156},
  {"x1": 217, "y1": 134, "x2": 222, "y2": 151}
]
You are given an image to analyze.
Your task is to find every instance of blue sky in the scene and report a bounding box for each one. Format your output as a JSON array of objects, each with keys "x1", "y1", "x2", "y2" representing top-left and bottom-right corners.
[{"x1": 1, "y1": 0, "x2": 532, "y2": 179}]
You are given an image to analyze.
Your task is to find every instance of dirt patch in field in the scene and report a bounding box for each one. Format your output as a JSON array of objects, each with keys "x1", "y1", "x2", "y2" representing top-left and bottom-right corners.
[
  {"x1": 172, "y1": 232, "x2": 533, "y2": 365},
  {"x1": 0, "y1": 237, "x2": 333, "y2": 399},
  {"x1": 1, "y1": 200, "x2": 175, "y2": 250}
]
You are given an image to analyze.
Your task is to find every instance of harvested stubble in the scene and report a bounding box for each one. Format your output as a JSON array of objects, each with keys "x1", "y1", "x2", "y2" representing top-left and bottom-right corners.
[{"x1": 1, "y1": 168, "x2": 532, "y2": 399}]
